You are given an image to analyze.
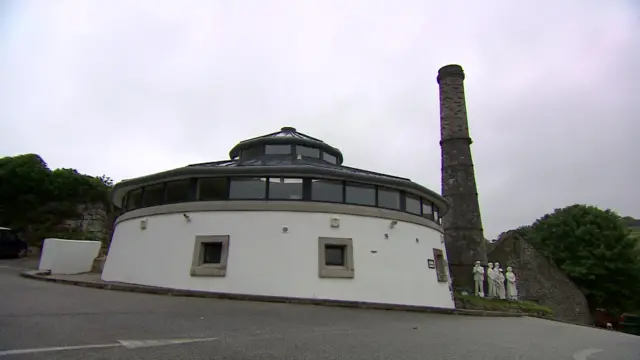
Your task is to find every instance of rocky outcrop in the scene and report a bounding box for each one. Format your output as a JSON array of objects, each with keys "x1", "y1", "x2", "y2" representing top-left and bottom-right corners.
[
  {"x1": 487, "y1": 231, "x2": 592, "y2": 325},
  {"x1": 60, "y1": 203, "x2": 109, "y2": 242}
]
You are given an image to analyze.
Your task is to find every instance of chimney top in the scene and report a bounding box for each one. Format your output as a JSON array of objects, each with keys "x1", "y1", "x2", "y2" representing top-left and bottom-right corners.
[{"x1": 437, "y1": 64, "x2": 465, "y2": 84}]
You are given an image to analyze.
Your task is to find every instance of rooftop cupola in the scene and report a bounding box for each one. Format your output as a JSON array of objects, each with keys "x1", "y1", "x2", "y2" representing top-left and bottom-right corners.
[{"x1": 228, "y1": 127, "x2": 344, "y2": 165}]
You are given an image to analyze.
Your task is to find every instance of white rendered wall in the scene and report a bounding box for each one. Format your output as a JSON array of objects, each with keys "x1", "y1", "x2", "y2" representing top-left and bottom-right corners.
[
  {"x1": 39, "y1": 238, "x2": 102, "y2": 275},
  {"x1": 103, "y1": 211, "x2": 454, "y2": 309}
]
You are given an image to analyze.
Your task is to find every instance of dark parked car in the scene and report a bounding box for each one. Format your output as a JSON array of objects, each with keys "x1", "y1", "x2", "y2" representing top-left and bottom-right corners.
[
  {"x1": 0, "y1": 227, "x2": 28, "y2": 258},
  {"x1": 620, "y1": 313, "x2": 640, "y2": 336}
]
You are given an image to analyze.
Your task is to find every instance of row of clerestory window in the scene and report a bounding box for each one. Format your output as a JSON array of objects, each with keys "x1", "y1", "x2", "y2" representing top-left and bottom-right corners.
[
  {"x1": 124, "y1": 177, "x2": 442, "y2": 224},
  {"x1": 239, "y1": 144, "x2": 338, "y2": 164}
]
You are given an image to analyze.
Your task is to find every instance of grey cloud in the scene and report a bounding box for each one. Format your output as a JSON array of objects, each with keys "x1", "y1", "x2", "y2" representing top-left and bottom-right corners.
[{"x1": 1, "y1": 0, "x2": 638, "y2": 239}]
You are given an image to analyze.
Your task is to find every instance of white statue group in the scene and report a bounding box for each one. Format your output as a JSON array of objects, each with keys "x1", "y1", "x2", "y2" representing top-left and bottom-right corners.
[{"x1": 472, "y1": 261, "x2": 518, "y2": 300}]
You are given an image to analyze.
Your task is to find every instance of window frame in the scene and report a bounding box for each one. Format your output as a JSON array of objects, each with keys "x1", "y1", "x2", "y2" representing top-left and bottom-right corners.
[
  {"x1": 318, "y1": 237, "x2": 354, "y2": 279},
  {"x1": 405, "y1": 193, "x2": 421, "y2": 215},
  {"x1": 228, "y1": 177, "x2": 267, "y2": 200},
  {"x1": 322, "y1": 152, "x2": 337, "y2": 164},
  {"x1": 141, "y1": 183, "x2": 166, "y2": 208},
  {"x1": 421, "y1": 198, "x2": 434, "y2": 220},
  {"x1": 310, "y1": 178, "x2": 344, "y2": 203},
  {"x1": 295, "y1": 145, "x2": 321, "y2": 159},
  {"x1": 432, "y1": 248, "x2": 448, "y2": 283},
  {"x1": 265, "y1": 144, "x2": 292, "y2": 155},
  {"x1": 126, "y1": 188, "x2": 143, "y2": 211},
  {"x1": 344, "y1": 181, "x2": 376, "y2": 207},
  {"x1": 377, "y1": 186, "x2": 401, "y2": 210},
  {"x1": 197, "y1": 177, "x2": 229, "y2": 201},
  {"x1": 190, "y1": 235, "x2": 230, "y2": 277},
  {"x1": 267, "y1": 177, "x2": 304, "y2": 200},
  {"x1": 165, "y1": 179, "x2": 192, "y2": 204}
]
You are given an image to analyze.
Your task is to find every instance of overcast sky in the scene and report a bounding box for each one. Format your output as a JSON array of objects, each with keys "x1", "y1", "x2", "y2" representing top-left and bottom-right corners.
[{"x1": 1, "y1": 0, "x2": 638, "y2": 239}]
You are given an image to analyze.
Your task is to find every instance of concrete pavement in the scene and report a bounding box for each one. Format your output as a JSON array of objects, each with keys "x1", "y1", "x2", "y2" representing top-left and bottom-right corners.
[{"x1": 0, "y1": 258, "x2": 638, "y2": 359}]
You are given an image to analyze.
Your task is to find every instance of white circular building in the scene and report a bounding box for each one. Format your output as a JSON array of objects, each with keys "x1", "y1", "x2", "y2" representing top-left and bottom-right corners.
[{"x1": 103, "y1": 127, "x2": 454, "y2": 309}]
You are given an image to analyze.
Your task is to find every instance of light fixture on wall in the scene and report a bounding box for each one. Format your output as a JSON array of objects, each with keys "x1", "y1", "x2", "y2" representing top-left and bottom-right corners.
[
  {"x1": 282, "y1": 226, "x2": 289, "y2": 233},
  {"x1": 384, "y1": 233, "x2": 389, "y2": 239},
  {"x1": 183, "y1": 213, "x2": 191, "y2": 222},
  {"x1": 389, "y1": 220, "x2": 398, "y2": 229},
  {"x1": 139, "y1": 219, "x2": 148, "y2": 230},
  {"x1": 330, "y1": 217, "x2": 340, "y2": 228}
]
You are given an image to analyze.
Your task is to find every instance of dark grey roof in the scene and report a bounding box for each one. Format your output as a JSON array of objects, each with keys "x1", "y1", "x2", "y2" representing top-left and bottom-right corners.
[
  {"x1": 187, "y1": 156, "x2": 410, "y2": 182},
  {"x1": 110, "y1": 127, "x2": 448, "y2": 213},
  {"x1": 239, "y1": 126, "x2": 325, "y2": 143}
]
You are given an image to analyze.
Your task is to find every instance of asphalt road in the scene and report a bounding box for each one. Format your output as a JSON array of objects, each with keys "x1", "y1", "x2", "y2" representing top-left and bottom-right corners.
[{"x1": 0, "y1": 258, "x2": 638, "y2": 360}]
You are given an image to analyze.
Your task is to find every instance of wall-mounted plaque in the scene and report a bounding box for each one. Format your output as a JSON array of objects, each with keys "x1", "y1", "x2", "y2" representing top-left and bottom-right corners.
[{"x1": 427, "y1": 259, "x2": 435, "y2": 269}]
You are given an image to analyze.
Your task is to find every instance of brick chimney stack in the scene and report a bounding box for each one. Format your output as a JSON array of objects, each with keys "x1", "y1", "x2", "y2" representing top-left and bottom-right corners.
[{"x1": 437, "y1": 64, "x2": 487, "y2": 291}]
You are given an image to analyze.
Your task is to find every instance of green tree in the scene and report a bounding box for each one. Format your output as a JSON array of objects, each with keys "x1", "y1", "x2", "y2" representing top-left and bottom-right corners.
[
  {"x1": 0, "y1": 154, "x2": 114, "y2": 245},
  {"x1": 527, "y1": 204, "x2": 640, "y2": 314}
]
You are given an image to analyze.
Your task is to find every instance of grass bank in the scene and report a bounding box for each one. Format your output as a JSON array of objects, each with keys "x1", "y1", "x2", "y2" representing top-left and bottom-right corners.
[{"x1": 455, "y1": 294, "x2": 553, "y2": 317}]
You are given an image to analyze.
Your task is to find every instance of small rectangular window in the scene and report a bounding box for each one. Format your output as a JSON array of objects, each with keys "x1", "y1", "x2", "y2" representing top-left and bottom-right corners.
[
  {"x1": 198, "y1": 178, "x2": 228, "y2": 201},
  {"x1": 434, "y1": 207, "x2": 441, "y2": 224},
  {"x1": 241, "y1": 147, "x2": 263, "y2": 159},
  {"x1": 229, "y1": 177, "x2": 266, "y2": 199},
  {"x1": 311, "y1": 179, "x2": 343, "y2": 203},
  {"x1": 203, "y1": 243, "x2": 223, "y2": 264},
  {"x1": 191, "y1": 235, "x2": 230, "y2": 277},
  {"x1": 126, "y1": 189, "x2": 142, "y2": 210},
  {"x1": 345, "y1": 182, "x2": 375, "y2": 206},
  {"x1": 325, "y1": 245, "x2": 345, "y2": 266},
  {"x1": 141, "y1": 184, "x2": 165, "y2": 207},
  {"x1": 433, "y1": 248, "x2": 448, "y2": 282},
  {"x1": 166, "y1": 179, "x2": 191, "y2": 203},
  {"x1": 405, "y1": 194, "x2": 421, "y2": 215},
  {"x1": 296, "y1": 146, "x2": 320, "y2": 158},
  {"x1": 422, "y1": 199, "x2": 434, "y2": 220},
  {"x1": 323, "y1": 152, "x2": 337, "y2": 164},
  {"x1": 377, "y1": 187, "x2": 401, "y2": 210},
  {"x1": 265, "y1": 145, "x2": 291, "y2": 155},
  {"x1": 318, "y1": 237, "x2": 354, "y2": 279},
  {"x1": 268, "y1": 178, "x2": 303, "y2": 200}
]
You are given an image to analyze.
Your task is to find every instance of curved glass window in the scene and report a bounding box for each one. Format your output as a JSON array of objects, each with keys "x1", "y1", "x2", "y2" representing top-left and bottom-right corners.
[
  {"x1": 405, "y1": 194, "x2": 421, "y2": 215},
  {"x1": 198, "y1": 178, "x2": 227, "y2": 201},
  {"x1": 126, "y1": 188, "x2": 142, "y2": 210},
  {"x1": 122, "y1": 176, "x2": 442, "y2": 226},
  {"x1": 142, "y1": 184, "x2": 165, "y2": 207},
  {"x1": 241, "y1": 147, "x2": 263, "y2": 159},
  {"x1": 166, "y1": 179, "x2": 191, "y2": 203},
  {"x1": 229, "y1": 177, "x2": 266, "y2": 199},
  {"x1": 323, "y1": 152, "x2": 337, "y2": 164},
  {"x1": 296, "y1": 146, "x2": 320, "y2": 158},
  {"x1": 378, "y1": 187, "x2": 401, "y2": 210},
  {"x1": 421, "y1": 199, "x2": 434, "y2": 220},
  {"x1": 268, "y1": 178, "x2": 303, "y2": 200},
  {"x1": 345, "y1": 182, "x2": 375, "y2": 206},
  {"x1": 311, "y1": 179, "x2": 343, "y2": 203},
  {"x1": 265, "y1": 145, "x2": 291, "y2": 155}
]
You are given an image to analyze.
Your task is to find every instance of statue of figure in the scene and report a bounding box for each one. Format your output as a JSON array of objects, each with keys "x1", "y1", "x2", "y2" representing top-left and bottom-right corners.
[
  {"x1": 486, "y1": 262, "x2": 495, "y2": 298},
  {"x1": 472, "y1": 261, "x2": 485, "y2": 297},
  {"x1": 506, "y1": 266, "x2": 518, "y2": 300},
  {"x1": 492, "y1": 262, "x2": 501, "y2": 299},
  {"x1": 496, "y1": 268, "x2": 506, "y2": 300}
]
